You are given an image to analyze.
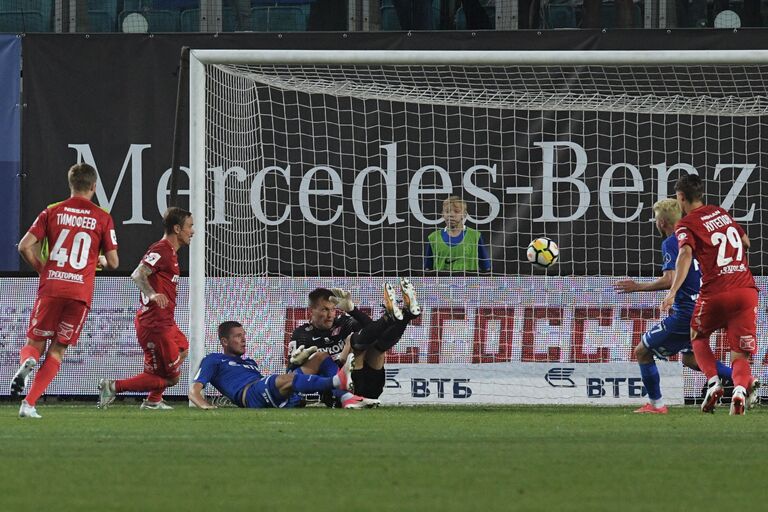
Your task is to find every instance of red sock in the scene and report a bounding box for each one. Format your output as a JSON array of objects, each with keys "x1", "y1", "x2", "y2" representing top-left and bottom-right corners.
[
  {"x1": 25, "y1": 356, "x2": 61, "y2": 406},
  {"x1": 732, "y1": 358, "x2": 752, "y2": 390},
  {"x1": 146, "y1": 389, "x2": 164, "y2": 403},
  {"x1": 692, "y1": 337, "x2": 718, "y2": 379},
  {"x1": 115, "y1": 373, "x2": 167, "y2": 393},
  {"x1": 20, "y1": 344, "x2": 42, "y2": 364}
]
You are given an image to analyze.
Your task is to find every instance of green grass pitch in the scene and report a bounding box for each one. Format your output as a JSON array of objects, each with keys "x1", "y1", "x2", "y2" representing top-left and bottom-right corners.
[{"x1": 1, "y1": 404, "x2": 767, "y2": 512}]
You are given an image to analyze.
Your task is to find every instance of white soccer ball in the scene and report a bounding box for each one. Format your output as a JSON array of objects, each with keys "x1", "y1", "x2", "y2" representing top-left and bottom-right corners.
[{"x1": 526, "y1": 237, "x2": 559, "y2": 268}]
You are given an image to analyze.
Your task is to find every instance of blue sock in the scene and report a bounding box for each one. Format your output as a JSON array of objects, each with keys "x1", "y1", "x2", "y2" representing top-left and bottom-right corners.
[
  {"x1": 716, "y1": 361, "x2": 733, "y2": 380},
  {"x1": 318, "y1": 357, "x2": 338, "y2": 378},
  {"x1": 291, "y1": 372, "x2": 333, "y2": 394},
  {"x1": 639, "y1": 362, "x2": 662, "y2": 401}
]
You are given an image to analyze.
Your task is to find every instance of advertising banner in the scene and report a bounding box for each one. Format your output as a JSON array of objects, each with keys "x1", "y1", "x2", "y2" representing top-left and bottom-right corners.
[
  {"x1": 378, "y1": 362, "x2": 683, "y2": 405},
  {"x1": 1, "y1": 275, "x2": 766, "y2": 402}
]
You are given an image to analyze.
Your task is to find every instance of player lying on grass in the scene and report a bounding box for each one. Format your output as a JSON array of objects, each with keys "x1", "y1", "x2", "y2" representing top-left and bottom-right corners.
[
  {"x1": 289, "y1": 278, "x2": 421, "y2": 407},
  {"x1": 614, "y1": 198, "x2": 733, "y2": 414},
  {"x1": 187, "y1": 321, "x2": 356, "y2": 409}
]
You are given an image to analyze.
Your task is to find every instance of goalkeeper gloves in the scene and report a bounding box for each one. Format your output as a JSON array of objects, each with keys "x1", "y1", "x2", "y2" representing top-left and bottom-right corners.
[
  {"x1": 290, "y1": 345, "x2": 318, "y2": 366},
  {"x1": 329, "y1": 288, "x2": 354, "y2": 312}
]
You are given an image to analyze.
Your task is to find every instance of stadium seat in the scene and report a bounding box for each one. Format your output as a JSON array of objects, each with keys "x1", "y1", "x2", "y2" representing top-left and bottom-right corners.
[
  {"x1": 251, "y1": 5, "x2": 307, "y2": 31},
  {"x1": 379, "y1": 0, "x2": 441, "y2": 30},
  {"x1": 146, "y1": 9, "x2": 181, "y2": 31},
  {"x1": 180, "y1": 7, "x2": 240, "y2": 32},
  {"x1": 87, "y1": 11, "x2": 115, "y2": 31},
  {"x1": 122, "y1": 0, "x2": 152, "y2": 10},
  {"x1": 541, "y1": 0, "x2": 578, "y2": 28},
  {"x1": 180, "y1": 8, "x2": 199, "y2": 31},
  {"x1": 0, "y1": 0, "x2": 53, "y2": 32},
  {"x1": 454, "y1": 4, "x2": 495, "y2": 30},
  {"x1": 152, "y1": 0, "x2": 199, "y2": 8},
  {"x1": 224, "y1": 8, "x2": 240, "y2": 31},
  {"x1": 380, "y1": 3, "x2": 401, "y2": 30},
  {"x1": 268, "y1": 6, "x2": 307, "y2": 31},
  {"x1": 598, "y1": 0, "x2": 643, "y2": 28},
  {"x1": 86, "y1": 0, "x2": 117, "y2": 32},
  {"x1": 0, "y1": 11, "x2": 46, "y2": 32}
]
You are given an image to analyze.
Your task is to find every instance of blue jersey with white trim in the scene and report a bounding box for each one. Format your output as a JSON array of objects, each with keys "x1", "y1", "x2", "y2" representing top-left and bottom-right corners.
[
  {"x1": 661, "y1": 234, "x2": 700, "y2": 317},
  {"x1": 194, "y1": 353, "x2": 263, "y2": 404}
]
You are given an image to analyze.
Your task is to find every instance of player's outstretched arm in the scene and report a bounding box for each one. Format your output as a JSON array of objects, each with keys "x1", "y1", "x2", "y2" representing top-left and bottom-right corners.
[
  {"x1": 188, "y1": 382, "x2": 217, "y2": 409},
  {"x1": 17, "y1": 232, "x2": 44, "y2": 274},
  {"x1": 131, "y1": 262, "x2": 169, "y2": 308},
  {"x1": 615, "y1": 271, "x2": 674, "y2": 293}
]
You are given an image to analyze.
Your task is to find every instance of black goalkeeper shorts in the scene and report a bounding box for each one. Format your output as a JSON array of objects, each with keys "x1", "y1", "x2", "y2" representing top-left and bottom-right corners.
[{"x1": 351, "y1": 365, "x2": 385, "y2": 399}]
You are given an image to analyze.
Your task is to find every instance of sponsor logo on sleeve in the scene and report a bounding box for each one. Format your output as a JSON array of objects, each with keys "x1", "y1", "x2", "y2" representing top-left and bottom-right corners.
[{"x1": 144, "y1": 252, "x2": 161, "y2": 266}]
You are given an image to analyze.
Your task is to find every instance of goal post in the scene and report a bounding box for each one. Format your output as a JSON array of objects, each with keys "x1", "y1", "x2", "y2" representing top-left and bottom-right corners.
[{"x1": 188, "y1": 49, "x2": 768, "y2": 406}]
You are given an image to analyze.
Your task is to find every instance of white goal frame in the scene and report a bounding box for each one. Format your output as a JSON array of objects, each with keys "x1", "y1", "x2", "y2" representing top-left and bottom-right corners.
[{"x1": 188, "y1": 48, "x2": 768, "y2": 401}]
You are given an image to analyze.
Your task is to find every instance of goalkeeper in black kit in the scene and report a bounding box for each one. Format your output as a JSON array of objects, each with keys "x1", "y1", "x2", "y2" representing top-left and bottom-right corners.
[{"x1": 289, "y1": 279, "x2": 421, "y2": 408}]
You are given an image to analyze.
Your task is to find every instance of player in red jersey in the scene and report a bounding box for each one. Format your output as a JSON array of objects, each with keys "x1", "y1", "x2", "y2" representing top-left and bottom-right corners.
[
  {"x1": 12, "y1": 163, "x2": 119, "y2": 418},
  {"x1": 661, "y1": 174, "x2": 759, "y2": 415},
  {"x1": 96, "y1": 207, "x2": 193, "y2": 410}
]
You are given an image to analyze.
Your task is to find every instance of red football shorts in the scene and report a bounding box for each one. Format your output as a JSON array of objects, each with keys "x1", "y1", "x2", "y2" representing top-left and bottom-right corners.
[
  {"x1": 692, "y1": 287, "x2": 759, "y2": 354},
  {"x1": 135, "y1": 319, "x2": 189, "y2": 379},
  {"x1": 26, "y1": 296, "x2": 89, "y2": 345}
]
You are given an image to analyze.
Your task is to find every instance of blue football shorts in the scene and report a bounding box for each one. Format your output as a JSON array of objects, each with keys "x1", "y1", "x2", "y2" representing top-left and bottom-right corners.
[
  {"x1": 242, "y1": 375, "x2": 301, "y2": 409},
  {"x1": 641, "y1": 314, "x2": 692, "y2": 359}
]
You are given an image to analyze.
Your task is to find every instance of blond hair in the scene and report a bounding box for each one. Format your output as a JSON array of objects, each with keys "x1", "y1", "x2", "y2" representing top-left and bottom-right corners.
[
  {"x1": 442, "y1": 196, "x2": 467, "y2": 214},
  {"x1": 653, "y1": 198, "x2": 682, "y2": 225}
]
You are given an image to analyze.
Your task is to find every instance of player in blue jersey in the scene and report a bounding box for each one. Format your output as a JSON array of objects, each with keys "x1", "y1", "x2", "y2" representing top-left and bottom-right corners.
[
  {"x1": 188, "y1": 321, "x2": 354, "y2": 409},
  {"x1": 614, "y1": 198, "x2": 732, "y2": 414}
]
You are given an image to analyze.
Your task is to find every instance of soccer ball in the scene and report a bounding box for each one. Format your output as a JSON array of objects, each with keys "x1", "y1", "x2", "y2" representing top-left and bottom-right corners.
[{"x1": 526, "y1": 237, "x2": 559, "y2": 268}]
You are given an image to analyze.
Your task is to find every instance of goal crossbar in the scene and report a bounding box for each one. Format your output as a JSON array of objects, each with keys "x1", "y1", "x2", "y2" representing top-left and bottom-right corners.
[{"x1": 190, "y1": 49, "x2": 768, "y2": 66}]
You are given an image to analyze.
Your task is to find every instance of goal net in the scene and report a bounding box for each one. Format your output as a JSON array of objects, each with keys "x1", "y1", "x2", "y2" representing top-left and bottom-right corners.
[{"x1": 189, "y1": 50, "x2": 768, "y2": 406}]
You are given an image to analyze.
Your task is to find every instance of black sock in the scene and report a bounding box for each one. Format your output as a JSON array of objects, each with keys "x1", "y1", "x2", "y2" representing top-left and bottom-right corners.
[
  {"x1": 372, "y1": 320, "x2": 410, "y2": 352},
  {"x1": 351, "y1": 315, "x2": 395, "y2": 350}
]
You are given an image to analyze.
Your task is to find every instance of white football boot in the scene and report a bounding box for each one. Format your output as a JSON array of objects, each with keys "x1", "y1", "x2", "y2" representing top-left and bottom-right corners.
[
  {"x1": 747, "y1": 377, "x2": 761, "y2": 410},
  {"x1": 19, "y1": 400, "x2": 42, "y2": 419},
  {"x1": 140, "y1": 399, "x2": 174, "y2": 410},
  {"x1": 10, "y1": 357, "x2": 37, "y2": 397},
  {"x1": 342, "y1": 395, "x2": 381, "y2": 409},
  {"x1": 335, "y1": 353, "x2": 355, "y2": 393},
  {"x1": 730, "y1": 386, "x2": 747, "y2": 416},
  {"x1": 383, "y1": 283, "x2": 403, "y2": 321},
  {"x1": 399, "y1": 277, "x2": 421, "y2": 317},
  {"x1": 701, "y1": 376, "x2": 723, "y2": 413},
  {"x1": 97, "y1": 379, "x2": 117, "y2": 409}
]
